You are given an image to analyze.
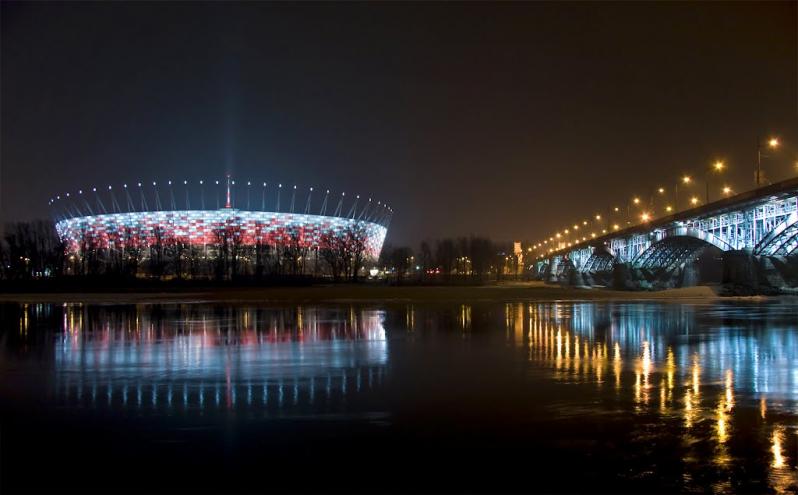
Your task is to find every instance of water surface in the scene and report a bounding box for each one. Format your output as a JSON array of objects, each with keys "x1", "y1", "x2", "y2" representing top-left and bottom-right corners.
[{"x1": 1, "y1": 300, "x2": 797, "y2": 493}]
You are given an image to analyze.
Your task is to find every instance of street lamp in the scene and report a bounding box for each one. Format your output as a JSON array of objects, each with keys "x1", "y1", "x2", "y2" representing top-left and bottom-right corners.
[
  {"x1": 675, "y1": 175, "x2": 691, "y2": 211},
  {"x1": 757, "y1": 136, "x2": 780, "y2": 187},
  {"x1": 628, "y1": 197, "x2": 641, "y2": 223},
  {"x1": 706, "y1": 160, "x2": 724, "y2": 203}
]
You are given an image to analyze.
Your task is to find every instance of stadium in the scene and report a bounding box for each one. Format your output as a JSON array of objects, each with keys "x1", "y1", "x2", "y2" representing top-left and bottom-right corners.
[{"x1": 49, "y1": 177, "x2": 390, "y2": 279}]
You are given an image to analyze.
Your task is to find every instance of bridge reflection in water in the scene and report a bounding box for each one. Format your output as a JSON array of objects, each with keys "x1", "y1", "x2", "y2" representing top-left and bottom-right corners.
[
  {"x1": 6, "y1": 300, "x2": 797, "y2": 492},
  {"x1": 503, "y1": 301, "x2": 798, "y2": 493},
  {"x1": 54, "y1": 304, "x2": 388, "y2": 415}
]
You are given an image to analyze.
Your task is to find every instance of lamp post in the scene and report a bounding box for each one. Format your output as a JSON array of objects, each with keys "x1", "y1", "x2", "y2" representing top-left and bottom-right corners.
[
  {"x1": 757, "y1": 136, "x2": 780, "y2": 187},
  {"x1": 675, "y1": 175, "x2": 691, "y2": 211},
  {"x1": 628, "y1": 197, "x2": 641, "y2": 224},
  {"x1": 706, "y1": 160, "x2": 724, "y2": 203}
]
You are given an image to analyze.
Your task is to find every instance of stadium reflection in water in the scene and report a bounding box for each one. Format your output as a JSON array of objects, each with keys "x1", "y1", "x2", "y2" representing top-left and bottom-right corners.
[
  {"x1": 53, "y1": 305, "x2": 387, "y2": 415},
  {"x1": 3, "y1": 300, "x2": 797, "y2": 493}
]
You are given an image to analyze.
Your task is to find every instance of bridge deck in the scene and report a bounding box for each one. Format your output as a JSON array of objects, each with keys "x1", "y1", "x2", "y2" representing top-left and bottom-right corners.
[{"x1": 567, "y1": 176, "x2": 798, "y2": 251}]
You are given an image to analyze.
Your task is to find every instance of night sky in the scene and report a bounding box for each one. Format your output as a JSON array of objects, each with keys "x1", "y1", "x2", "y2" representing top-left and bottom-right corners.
[{"x1": 2, "y1": 2, "x2": 796, "y2": 245}]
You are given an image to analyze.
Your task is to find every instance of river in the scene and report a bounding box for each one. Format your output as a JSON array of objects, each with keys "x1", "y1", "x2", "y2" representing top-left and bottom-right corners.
[{"x1": 1, "y1": 299, "x2": 796, "y2": 493}]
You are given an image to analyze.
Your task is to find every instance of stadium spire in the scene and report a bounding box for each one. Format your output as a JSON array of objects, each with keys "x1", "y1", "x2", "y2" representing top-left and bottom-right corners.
[{"x1": 225, "y1": 174, "x2": 232, "y2": 208}]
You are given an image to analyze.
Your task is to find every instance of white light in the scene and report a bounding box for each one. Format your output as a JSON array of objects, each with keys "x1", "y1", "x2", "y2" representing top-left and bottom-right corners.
[
  {"x1": 279, "y1": 184, "x2": 282, "y2": 188},
  {"x1": 168, "y1": 180, "x2": 172, "y2": 185},
  {"x1": 79, "y1": 190, "x2": 83, "y2": 194},
  {"x1": 263, "y1": 182, "x2": 266, "y2": 186},
  {"x1": 138, "y1": 183, "x2": 142, "y2": 187},
  {"x1": 184, "y1": 180, "x2": 187, "y2": 185},
  {"x1": 310, "y1": 187, "x2": 313, "y2": 191},
  {"x1": 123, "y1": 184, "x2": 127, "y2": 188},
  {"x1": 92, "y1": 188, "x2": 96, "y2": 192},
  {"x1": 108, "y1": 185, "x2": 112, "y2": 190},
  {"x1": 215, "y1": 181, "x2": 219, "y2": 185},
  {"x1": 247, "y1": 181, "x2": 251, "y2": 186},
  {"x1": 153, "y1": 182, "x2": 156, "y2": 186}
]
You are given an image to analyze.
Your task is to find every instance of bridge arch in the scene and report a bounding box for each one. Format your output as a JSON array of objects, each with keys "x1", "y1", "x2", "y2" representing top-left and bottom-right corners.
[
  {"x1": 633, "y1": 235, "x2": 722, "y2": 271},
  {"x1": 583, "y1": 251, "x2": 616, "y2": 273},
  {"x1": 659, "y1": 226, "x2": 733, "y2": 252},
  {"x1": 754, "y1": 212, "x2": 798, "y2": 256}
]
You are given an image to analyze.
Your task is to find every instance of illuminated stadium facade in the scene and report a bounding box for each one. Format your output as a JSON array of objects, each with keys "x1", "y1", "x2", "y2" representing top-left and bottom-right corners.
[{"x1": 49, "y1": 177, "x2": 390, "y2": 278}]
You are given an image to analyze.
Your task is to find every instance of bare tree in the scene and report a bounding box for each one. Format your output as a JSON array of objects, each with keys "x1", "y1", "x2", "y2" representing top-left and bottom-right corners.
[
  {"x1": 319, "y1": 229, "x2": 347, "y2": 281},
  {"x1": 344, "y1": 223, "x2": 368, "y2": 281},
  {"x1": 1, "y1": 221, "x2": 65, "y2": 279}
]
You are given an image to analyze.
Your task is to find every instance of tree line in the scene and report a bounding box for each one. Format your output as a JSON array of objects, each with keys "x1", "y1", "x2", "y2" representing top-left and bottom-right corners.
[
  {"x1": 0, "y1": 221, "x2": 371, "y2": 282},
  {"x1": 378, "y1": 236, "x2": 523, "y2": 284},
  {"x1": 0, "y1": 221, "x2": 526, "y2": 285}
]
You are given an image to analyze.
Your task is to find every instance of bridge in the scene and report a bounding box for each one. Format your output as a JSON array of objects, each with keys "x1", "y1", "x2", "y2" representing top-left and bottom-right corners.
[{"x1": 533, "y1": 177, "x2": 798, "y2": 292}]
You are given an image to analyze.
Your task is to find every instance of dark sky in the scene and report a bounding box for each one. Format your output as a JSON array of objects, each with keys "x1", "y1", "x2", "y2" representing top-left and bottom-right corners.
[{"x1": 2, "y1": 2, "x2": 796, "y2": 246}]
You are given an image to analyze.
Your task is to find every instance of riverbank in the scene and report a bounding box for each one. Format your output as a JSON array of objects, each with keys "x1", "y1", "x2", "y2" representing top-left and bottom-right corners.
[{"x1": 0, "y1": 281, "x2": 735, "y2": 304}]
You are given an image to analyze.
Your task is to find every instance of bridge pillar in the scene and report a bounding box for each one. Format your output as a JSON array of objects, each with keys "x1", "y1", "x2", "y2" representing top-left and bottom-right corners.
[
  {"x1": 611, "y1": 262, "x2": 635, "y2": 290},
  {"x1": 722, "y1": 250, "x2": 760, "y2": 294},
  {"x1": 758, "y1": 256, "x2": 788, "y2": 288}
]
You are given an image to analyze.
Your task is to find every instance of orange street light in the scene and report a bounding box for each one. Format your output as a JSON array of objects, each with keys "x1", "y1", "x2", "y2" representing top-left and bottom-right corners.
[
  {"x1": 758, "y1": 136, "x2": 782, "y2": 186},
  {"x1": 707, "y1": 160, "x2": 726, "y2": 202},
  {"x1": 675, "y1": 175, "x2": 693, "y2": 212}
]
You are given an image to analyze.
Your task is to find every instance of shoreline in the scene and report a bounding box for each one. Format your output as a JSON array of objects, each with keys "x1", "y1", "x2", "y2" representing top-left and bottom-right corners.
[{"x1": 0, "y1": 282, "x2": 778, "y2": 304}]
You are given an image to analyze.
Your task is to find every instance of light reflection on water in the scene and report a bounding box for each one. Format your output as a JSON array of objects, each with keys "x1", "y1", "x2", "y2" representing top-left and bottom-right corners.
[
  {"x1": 2, "y1": 300, "x2": 798, "y2": 493},
  {"x1": 505, "y1": 301, "x2": 798, "y2": 493},
  {"x1": 50, "y1": 305, "x2": 388, "y2": 416}
]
